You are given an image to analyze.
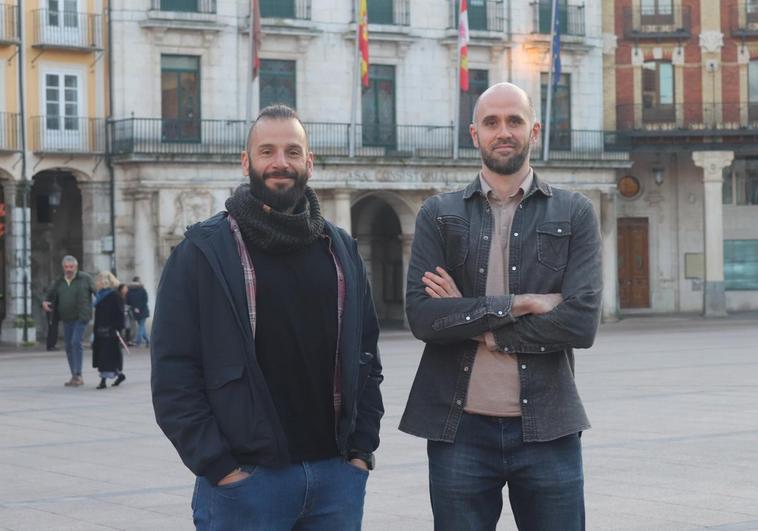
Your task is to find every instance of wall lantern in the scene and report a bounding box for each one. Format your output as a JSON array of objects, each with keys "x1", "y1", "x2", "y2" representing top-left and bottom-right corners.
[
  {"x1": 48, "y1": 179, "x2": 63, "y2": 208},
  {"x1": 652, "y1": 167, "x2": 665, "y2": 186}
]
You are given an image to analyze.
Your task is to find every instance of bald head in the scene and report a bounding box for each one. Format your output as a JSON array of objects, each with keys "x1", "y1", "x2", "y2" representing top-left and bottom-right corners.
[{"x1": 472, "y1": 82, "x2": 536, "y2": 126}]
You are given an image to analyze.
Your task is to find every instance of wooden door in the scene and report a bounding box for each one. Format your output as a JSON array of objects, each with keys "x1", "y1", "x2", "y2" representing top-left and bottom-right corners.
[{"x1": 618, "y1": 217, "x2": 650, "y2": 308}]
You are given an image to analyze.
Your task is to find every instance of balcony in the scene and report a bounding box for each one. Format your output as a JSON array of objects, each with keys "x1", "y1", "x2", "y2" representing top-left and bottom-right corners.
[
  {"x1": 108, "y1": 118, "x2": 627, "y2": 163},
  {"x1": 623, "y1": 5, "x2": 691, "y2": 40},
  {"x1": 31, "y1": 9, "x2": 103, "y2": 51},
  {"x1": 449, "y1": 0, "x2": 506, "y2": 34},
  {"x1": 531, "y1": 1, "x2": 585, "y2": 37},
  {"x1": 0, "y1": 4, "x2": 19, "y2": 45},
  {"x1": 616, "y1": 103, "x2": 758, "y2": 149},
  {"x1": 0, "y1": 113, "x2": 21, "y2": 152},
  {"x1": 30, "y1": 116, "x2": 106, "y2": 154},
  {"x1": 149, "y1": 0, "x2": 216, "y2": 13},
  {"x1": 731, "y1": 1, "x2": 758, "y2": 38},
  {"x1": 261, "y1": 0, "x2": 311, "y2": 21}
]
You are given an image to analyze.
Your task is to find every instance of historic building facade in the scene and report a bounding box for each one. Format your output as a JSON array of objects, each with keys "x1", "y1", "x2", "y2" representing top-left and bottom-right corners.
[{"x1": 604, "y1": 0, "x2": 758, "y2": 315}]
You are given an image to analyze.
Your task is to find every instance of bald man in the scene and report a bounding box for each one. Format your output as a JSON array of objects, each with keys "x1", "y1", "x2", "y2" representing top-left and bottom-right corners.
[{"x1": 401, "y1": 83, "x2": 601, "y2": 530}]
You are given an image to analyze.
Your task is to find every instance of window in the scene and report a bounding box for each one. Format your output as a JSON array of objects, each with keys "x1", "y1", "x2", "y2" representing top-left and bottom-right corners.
[
  {"x1": 160, "y1": 0, "x2": 198, "y2": 12},
  {"x1": 361, "y1": 65, "x2": 396, "y2": 149},
  {"x1": 640, "y1": 0, "x2": 673, "y2": 25},
  {"x1": 749, "y1": 61, "x2": 758, "y2": 121},
  {"x1": 45, "y1": 72, "x2": 79, "y2": 132},
  {"x1": 368, "y1": 0, "x2": 393, "y2": 24},
  {"x1": 642, "y1": 61, "x2": 674, "y2": 122},
  {"x1": 460, "y1": 69, "x2": 489, "y2": 148},
  {"x1": 161, "y1": 55, "x2": 200, "y2": 142},
  {"x1": 723, "y1": 159, "x2": 758, "y2": 205},
  {"x1": 455, "y1": 0, "x2": 490, "y2": 31},
  {"x1": 724, "y1": 240, "x2": 758, "y2": 290},
  {"x1": 47, "y1": 0, "x2": 77, "y2": 29},
  {"x1": 260, "y1": 60, "x2": 296, "y2": 110},
  {"x1": 540, "y1": 73, "x2": 571, "y2": 149},
  {"x1": 261, "y1": 0, "x2": 295, "y2": 18},
  {"x1": 537, "y1": 0, "x2": 567, "y2": 34}
]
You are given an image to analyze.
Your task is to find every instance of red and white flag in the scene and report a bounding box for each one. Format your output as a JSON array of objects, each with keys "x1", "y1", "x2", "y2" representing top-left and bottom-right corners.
[
  {"x1": 358, "y1": 0, "x2": 369, "y2": 87},
  {"x1": 251, "y1": 0, "x2": 262, "y2": 80},
  {"x1": 458, "y1": 0, "x2": 470, "y2": 92}
]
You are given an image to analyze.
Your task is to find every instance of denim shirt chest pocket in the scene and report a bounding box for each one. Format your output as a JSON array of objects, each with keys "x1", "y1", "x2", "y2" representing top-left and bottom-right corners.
[
  {"x1": 536, "y1": 221, "x2": 571, "y2": 272},
  {"x1": 436, "y1": 215, "x2": 470, "y2": 271}
]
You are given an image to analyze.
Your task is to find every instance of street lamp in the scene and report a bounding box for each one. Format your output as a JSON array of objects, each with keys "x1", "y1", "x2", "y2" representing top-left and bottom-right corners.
[{"x1": 49, "y1": 179, "x2": 62, "y2": 208}]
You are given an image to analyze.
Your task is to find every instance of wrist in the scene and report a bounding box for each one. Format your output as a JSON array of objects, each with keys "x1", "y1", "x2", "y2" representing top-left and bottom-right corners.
[{"x1": 347, "y1": 450, "x2": 375, "y2": 470}]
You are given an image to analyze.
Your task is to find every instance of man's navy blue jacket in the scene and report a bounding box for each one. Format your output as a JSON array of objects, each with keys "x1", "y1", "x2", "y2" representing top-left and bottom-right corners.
[{"x1": 151, "y1": 212, "x2": 384, "y2": 484}]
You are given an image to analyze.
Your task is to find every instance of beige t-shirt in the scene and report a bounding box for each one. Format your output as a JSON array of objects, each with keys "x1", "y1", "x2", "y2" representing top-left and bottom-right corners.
[{"x1": 464, "y1": 170, "x2": 533, "y2": 417}]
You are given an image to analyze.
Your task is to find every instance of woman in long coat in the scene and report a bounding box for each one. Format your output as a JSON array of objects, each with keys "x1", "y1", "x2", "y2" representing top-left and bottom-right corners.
[{"x1": 92, "y1": 271, "x2": 126, "y2": 389}]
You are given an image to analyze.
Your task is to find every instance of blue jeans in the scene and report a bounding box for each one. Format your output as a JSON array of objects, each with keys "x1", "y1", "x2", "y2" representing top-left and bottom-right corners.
[
  {"x1": 192, "y1": 457, "x2": 368, "y2": 530},
  {"x1": 428, "y1": 413, "x2": 584, "y2": 531},
  {"x1": 135, "y1": 318, "x2": 149, "y2": 346},
  {"x1": 63, "y1": 320, "x2": 87, "y2": 376}
]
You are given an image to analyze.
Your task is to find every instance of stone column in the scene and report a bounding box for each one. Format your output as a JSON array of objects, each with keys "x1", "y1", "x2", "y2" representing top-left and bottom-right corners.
[
  {"x1": 133, "y1": 191, "x2": 157, "y2": 310},
  {"x1": 400, "y1": 233, "x2": 414, "y2": 329},
  {"x1": 79, "y1": 181, "x2": 113, "y2": 276},
  {"x1": 692, "y1": 151, "x2": 734, "y2": 317},
  {"x1": 333, "y1": 189, "x2": 353, "y2": 234},
  {"x1": 600, "y1": 190, "x2": 619, "y2": 322}
]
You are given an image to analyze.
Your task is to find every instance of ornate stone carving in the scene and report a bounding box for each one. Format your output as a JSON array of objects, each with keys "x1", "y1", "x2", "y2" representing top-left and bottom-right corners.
[
  {"x1": 692, "y1": 151, "x2": 734, "y2": 183},
  {"x1": 169, "y1": 190, "x2": 214, "y2": 236},
  {"x1": 699, "y1": 31, "x2": 724, "y2": 54}
]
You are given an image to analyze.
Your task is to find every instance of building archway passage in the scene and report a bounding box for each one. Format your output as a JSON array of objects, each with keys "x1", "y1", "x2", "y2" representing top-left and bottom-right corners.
[
  {"x1": 352, "y1": 195, "x2": 405, "y2": 328},
  {"x1": 30, "y1": 171, "x2": 83, "y2": 334}
]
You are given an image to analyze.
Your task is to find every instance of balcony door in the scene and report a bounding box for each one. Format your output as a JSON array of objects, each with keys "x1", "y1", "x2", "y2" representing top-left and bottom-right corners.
[
  {"x1": 43, "y1": 71, "x2": 85, "y2": 151},
  {"x1": 161, "y1": 55, "x2": 201, "y2": 143},
  {"x1": 750, "y1": 60, "x2": 758, "y2": 121},
  {"x1": 455, "y1": 0, "x2": 488, "y2": 31},
  {"x1": 362, "y1": 65, "x2": 396, "y2": 149},
  {"x1": 540, "y1": 73, "x2": 571, "y2": 150},
  {"x1": 460, "y1": 69, "x2": 489, "y2": 148},
  {"x1": 44, "y1": 0, "x2": 81, "y2": 46},
  {"x1": 261, "y1": 0, "x2": 295, "y2": 18},
  {"x1": 642, "y1": 61, "x2": 674, "y2": 123},
  {"x1": 368, "y1": 0, "x2": 393, "y2": 24},
  {"x1": 538, "y1": 0, "x2": 567, "y2": 33},
  {"x1": 640, "y1": 0, "x2": 673, "y2": 25}
]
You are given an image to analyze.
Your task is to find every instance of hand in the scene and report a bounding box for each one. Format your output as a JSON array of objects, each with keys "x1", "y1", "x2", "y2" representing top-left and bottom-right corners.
[
  {"x1": 217, "y1": 468, "x2": 250, "y2": 486},
  {"x1": 513, "y1": 293, "x2": 563, "y2": 317},
  {"x1": 42, "y1": 301, "x2": 52, "y2": 312},
  {"x1": 349, "y1": 458, "x2": 369, "y2": 472},
  {"x1": 422, "y1": 267, "x2": 462, "y2": 298}
]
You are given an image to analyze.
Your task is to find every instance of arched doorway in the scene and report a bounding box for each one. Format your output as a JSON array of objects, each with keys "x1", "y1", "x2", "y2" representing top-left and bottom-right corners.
[
  {"x1": 30, "y1": 171, "x2": 83, "y2": 335},
  {"x1": 352, "y1": 196, "x2": 405, "y2": 327}
]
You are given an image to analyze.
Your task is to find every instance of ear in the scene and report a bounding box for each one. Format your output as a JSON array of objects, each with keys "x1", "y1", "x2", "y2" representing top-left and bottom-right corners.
[
  {"x1": 240, "y1": 150, "x2": 250, "y2": 176},
  {"x1": 530, "y1": 121, "x2": 541, "y2": 144},
  {"x1": 305, "y1": 151, "x2": 314, "y2": 180},
  {"x1": 469, "y1": 123, "x2": 479, "y2": 149}
]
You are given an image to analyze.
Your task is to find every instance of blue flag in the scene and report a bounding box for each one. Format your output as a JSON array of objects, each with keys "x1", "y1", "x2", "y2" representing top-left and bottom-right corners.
[{"x1": 551, "y1": 1, "x2": 561, "y2": 87}]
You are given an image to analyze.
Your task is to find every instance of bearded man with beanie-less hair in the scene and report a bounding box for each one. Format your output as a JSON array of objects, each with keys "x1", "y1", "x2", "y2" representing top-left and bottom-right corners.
[{"x1": 151, "y1": 105, "x2": 383, "y2": 531}]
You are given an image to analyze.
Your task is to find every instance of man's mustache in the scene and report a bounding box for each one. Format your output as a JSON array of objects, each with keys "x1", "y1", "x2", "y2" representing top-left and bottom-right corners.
[{"x1": 263, "y1": 170, "x2": 298, "y2": 180}]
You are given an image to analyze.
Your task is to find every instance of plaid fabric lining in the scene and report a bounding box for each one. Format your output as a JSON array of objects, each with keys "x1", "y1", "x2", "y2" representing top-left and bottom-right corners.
[{"x1": 227, "y1": 214, "x2": 344, "y2": 423}]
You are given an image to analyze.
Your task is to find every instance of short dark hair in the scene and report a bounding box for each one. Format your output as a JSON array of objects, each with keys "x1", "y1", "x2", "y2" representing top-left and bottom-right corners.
[{"x1": 246, "y1": 104, "x2": 308, "y2": 151}]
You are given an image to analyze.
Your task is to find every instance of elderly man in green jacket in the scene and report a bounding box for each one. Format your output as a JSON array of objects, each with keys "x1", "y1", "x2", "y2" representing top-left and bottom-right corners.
[{"x1": 43, "y1": 256, "x2": 95, "y2": 387}]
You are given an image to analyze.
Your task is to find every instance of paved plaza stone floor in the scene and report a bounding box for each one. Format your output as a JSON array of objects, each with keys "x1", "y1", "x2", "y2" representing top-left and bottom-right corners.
[{"x1": 0, "y1": 314, "x2": 757, "y2": 530}]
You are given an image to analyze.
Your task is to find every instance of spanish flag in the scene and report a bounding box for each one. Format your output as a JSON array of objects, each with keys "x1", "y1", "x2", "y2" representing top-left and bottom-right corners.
[{"x1": 359, "y1": 0, "x2": 369, "y2": 87}]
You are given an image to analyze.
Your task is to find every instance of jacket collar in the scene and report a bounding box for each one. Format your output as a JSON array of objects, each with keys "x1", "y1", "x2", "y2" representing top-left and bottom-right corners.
[{"x1": 463, "y1": 168, "x2": 553, "y2": 200}]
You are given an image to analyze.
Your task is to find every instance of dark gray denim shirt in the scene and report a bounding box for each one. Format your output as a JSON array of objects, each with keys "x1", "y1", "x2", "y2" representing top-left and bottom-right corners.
[{"x1": 400, "y1": 172, "x2": 602, "y2": 443}]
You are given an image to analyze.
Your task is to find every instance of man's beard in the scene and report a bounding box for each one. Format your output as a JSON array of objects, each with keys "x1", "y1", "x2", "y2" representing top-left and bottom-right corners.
[
  {"x1": 248, "y1": 161, "x2": 308, "y2": 212},
  {"x1": 480, "y1": 140, "x2": 530, "y2": 176}
]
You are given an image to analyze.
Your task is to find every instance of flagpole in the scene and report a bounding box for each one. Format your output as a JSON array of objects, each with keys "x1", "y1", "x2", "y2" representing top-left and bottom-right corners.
[
  {"x1": 453, "y1": 0, "x2": 461, "y2": 160},
  {"x1": 542, "y1": 0, "x2": 558, "y2": 162},
  {"x1": 349, "y1": 0, "x2": 360, "y2": 158},
  {"x1": 245, "y1": 1, "x2": 256, "y2": 134}
]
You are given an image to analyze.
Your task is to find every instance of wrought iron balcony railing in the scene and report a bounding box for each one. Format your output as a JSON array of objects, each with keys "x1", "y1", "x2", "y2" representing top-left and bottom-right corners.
[
  {"x1": 31, "y1": 9, "x2": 103, "y2": 50},
  {"x1": 351, "y1": 0, "x2": 409, "y2": 26},
  {"x1": 731, "y1": 1, "x2": 758, "y2": 38},
  {"x1": 30, "y1": 116, "x2": 106, "y2": 154},
  {"x1": 623, "y1": 5, "x2": 691, "y2": 40},
  {"x1": 0, "y1": 113, "x2": 21, "y2": 152},
  {"x1": 532, "y1": 1, "x2": 585, "y2": 37},
  {"x1": 449, "y1": 0, "x2": 506, "y2": 34},
  {"x1": 261, "y1": 0, "x2": 311, "y2": 21},
  {"x1": 0, "y1": 4, "x2": 19, "y2": 44},
  {"x1": 108, "y1": 118, "x2": 627, "y2": 162},
  {"x1": 150, "y1": 0, "x2": 217, "y2": 14},
  {"x1": 616, "y1": 103, "x2": 758, "y2": 133}
]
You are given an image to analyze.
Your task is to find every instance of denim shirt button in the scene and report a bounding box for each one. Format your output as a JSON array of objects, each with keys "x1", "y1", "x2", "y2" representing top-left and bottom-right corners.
[
  {"x1": 511, "y1": 266, "x2": 517, "y2": 271},
  {"x1": 456, "y1": 400, "x2": 462, "y2": 406},
  {"x1": 521, "y1": 364, "x2": 527, "y2": 370},
  {"x1": 497, "y1": 310, "x2": 503, "y2": 316},
  {"x1": 539, "y1": 346, "x2": 546, "y2": 352},
  {"x1": 483, "y1": 235, "x2": 489, "y2": 240},
  {"x1": 522, "y1": 399, "x2": 528, "y2": 404},
  {"x1": 513, "y1": 232, "x2": 519, "y2": 237},
  {"x1": 463, "y1": 366, "x2": 470, "y2": 372},
  {"x1": 465, "y1": 316, "x2": 471, "y2": 321},
  {"x1": 479, "y1": 268, "x2": 485, "y2": 274}
]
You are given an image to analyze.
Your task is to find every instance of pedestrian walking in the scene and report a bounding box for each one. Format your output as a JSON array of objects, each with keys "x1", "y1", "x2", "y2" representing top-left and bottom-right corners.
[
  {"x1": 401, "y1": 82, "x2": 602, "y2": 531},
  {"x1": 42, "y1": 256, "x2": 95, "y2": 387},
  {"x1": 151, "y1": 104, "x2": 384, "y2": 531},
  {"x1": 126, "y1": 276, "x2": 150, "y2": 347},
  {"x1": 92, "y1": 273, "x2": 126, "y2": 389}
]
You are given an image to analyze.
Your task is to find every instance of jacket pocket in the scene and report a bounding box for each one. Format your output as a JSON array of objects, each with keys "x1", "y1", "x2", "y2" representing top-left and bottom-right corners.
[
  {"x1": 204, "y1": 364, "x2": 245, "y2": 390},
  {"x1": 537, "y1": 221, "x2": 571, "y2": 272},
  {"x1": 436, "y1": 215, "x2": 469, "y2": 271}
]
